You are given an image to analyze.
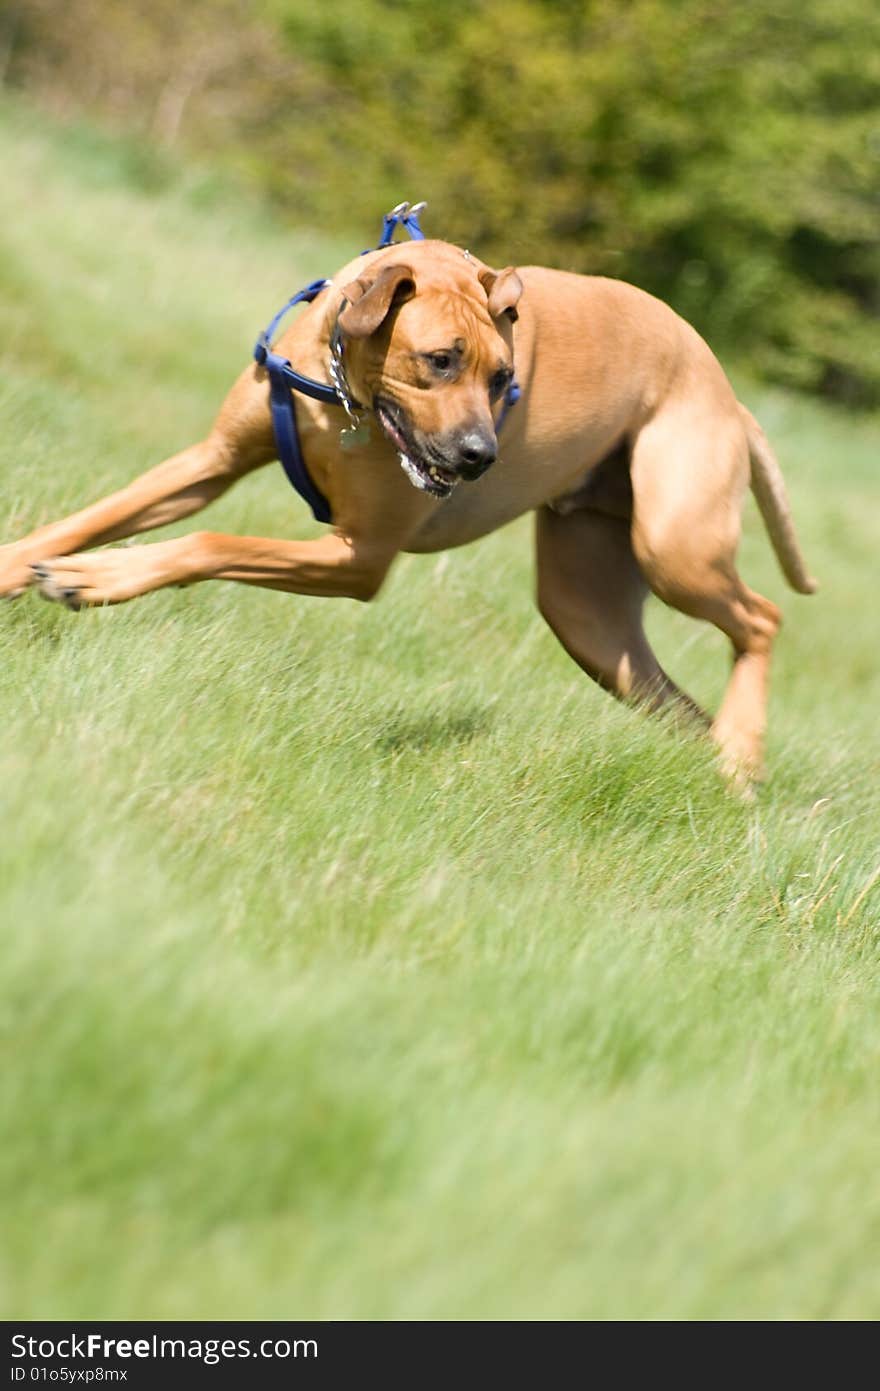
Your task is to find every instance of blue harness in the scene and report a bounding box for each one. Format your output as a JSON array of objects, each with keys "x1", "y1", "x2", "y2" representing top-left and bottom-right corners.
[{"x1": 253, "y1": 202, "x2": 520, "y2": 524}]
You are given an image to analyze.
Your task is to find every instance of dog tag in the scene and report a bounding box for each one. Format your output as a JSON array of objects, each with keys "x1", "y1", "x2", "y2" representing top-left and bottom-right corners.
[{"x1": 340, "y1": 423, "x2": 371, "y2": 450}]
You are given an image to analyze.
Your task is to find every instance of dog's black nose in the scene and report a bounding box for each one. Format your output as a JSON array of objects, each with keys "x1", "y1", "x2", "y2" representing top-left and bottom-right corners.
[{"x1": 457, "y1": 430, "x2": 497, "y2": 479}]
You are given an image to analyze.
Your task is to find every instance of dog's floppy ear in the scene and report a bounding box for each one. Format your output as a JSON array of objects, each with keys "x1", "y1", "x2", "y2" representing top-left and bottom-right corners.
[
  {"x1": 338, "y1": 263, "x2": 415, "y2": 338},
  {"x1": 478, "y1": 266, "x2": 523, "y2": 323}
]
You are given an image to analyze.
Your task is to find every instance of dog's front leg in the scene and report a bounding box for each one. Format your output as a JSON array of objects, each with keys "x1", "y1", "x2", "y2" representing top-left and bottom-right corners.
[
  {"x1": 32, "y1": 531, "x2": 393, "y2": 609},
  {"x1": 0, "y1": 367, "x2": 277, "y2": 599},
  {"x1": 0, "y1": 438, "x2": 255, "y2": 600}
]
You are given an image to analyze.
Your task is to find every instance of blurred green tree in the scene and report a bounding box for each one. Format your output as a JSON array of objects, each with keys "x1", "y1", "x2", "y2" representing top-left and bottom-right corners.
[{"x1": 5, "y1": 0, "x2": 879, "y2": 402}]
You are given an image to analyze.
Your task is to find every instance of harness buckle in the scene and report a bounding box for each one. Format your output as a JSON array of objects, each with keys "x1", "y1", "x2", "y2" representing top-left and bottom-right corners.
[{"x1": 377, "y1": 200, "x2": 428, "y2": 247}]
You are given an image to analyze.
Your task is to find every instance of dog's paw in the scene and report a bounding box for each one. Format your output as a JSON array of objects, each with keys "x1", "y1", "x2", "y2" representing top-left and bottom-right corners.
[
  {"x1": 30, "y1": 548, "x2": 165, "y2": 608},
  {"x1": 0, "y1": 543, "x2": 38, "y2": 600},
  {"x1": 31, "y1": 561, "x2": 85, "y2": 610},
  {"x1": 713, "y1": 723, "x2": 765, "y2": 798}
]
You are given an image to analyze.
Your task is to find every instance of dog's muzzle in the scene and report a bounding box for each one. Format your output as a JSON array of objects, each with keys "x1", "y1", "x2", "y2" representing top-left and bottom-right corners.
[{"x1": 375, "y1": 399, "x2": 498, "y2": 499}]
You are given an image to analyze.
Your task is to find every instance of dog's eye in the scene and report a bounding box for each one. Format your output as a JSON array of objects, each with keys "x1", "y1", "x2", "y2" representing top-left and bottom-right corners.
[
  {"x1": 490, "y1": 368, "x2": 513, "y2": 400},
  {"x1": 429, "y1": 352, "x2": 453, "y2": 373}
]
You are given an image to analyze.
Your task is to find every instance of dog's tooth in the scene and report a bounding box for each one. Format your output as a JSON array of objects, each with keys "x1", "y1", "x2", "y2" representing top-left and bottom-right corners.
[{"x1": 398, "y1": 451, "x2": 431, "y2": 492}]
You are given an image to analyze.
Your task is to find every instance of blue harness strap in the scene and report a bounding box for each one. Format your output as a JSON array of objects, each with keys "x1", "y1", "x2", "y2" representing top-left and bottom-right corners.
[
  {"x1": 253, "y1": 278, "x2": 336, "y2": 523},
  {"x1": 255, "y1": 205, "x2": 520, "y2": 525},
  {"x1": 265, "y1": 357, "x2": 332, "y2": 524},
  {"x1": 495, "y1": 379, "x2": 521, "y2": 434}
]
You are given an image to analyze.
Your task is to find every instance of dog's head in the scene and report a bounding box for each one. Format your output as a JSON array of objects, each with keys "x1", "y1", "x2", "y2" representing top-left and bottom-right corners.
[{"x1": 336, "y1": 244, "x2": 522, "y2": 498}]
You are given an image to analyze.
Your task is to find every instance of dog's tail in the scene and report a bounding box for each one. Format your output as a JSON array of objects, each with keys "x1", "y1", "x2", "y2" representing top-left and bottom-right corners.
[{"x1": 740, "y1": 404, "x2": 817, "y2": 594}]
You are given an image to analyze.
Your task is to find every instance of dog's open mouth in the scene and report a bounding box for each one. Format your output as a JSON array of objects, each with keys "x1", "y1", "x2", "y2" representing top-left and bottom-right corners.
[{"x1": 375, "y1": 399, "x2": 459, "y2": 499}]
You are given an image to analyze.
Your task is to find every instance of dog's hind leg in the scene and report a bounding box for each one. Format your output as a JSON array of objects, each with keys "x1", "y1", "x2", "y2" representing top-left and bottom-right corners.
[
  {"x1": 535, "y1": 504, "x2": 709, "y2": 725},
  {"x1": 0, "y1": 367, "x2": 275, "y2": 598},
  {"x1": 629, "y1": 407, "x2": 781, "y2": 785}
]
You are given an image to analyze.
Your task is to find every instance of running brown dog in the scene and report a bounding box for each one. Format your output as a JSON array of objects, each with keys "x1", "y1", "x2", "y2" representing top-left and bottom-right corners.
[{"x1": 0, "y1": 238, "x2": 815, "y2": 783}]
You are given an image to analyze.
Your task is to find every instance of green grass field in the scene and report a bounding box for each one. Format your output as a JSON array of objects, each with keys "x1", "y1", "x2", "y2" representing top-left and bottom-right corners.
[{"x1": 1, "y1": 101, "x2": 879, "y2": 1320}]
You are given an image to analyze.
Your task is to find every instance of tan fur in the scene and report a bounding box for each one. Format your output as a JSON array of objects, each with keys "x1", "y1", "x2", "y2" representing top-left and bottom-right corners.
[
  {"x1": 0, "y1": 238, "x2": 815, "y2": 782},
  {"x1": 739, "y1": 405, "x2": 817, "y2": 595}
]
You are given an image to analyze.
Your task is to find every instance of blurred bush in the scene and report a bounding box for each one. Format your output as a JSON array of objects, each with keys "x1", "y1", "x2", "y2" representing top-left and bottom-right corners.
[{"x1": 4, "y1": 0, "x2": 879, "y2": 403}]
